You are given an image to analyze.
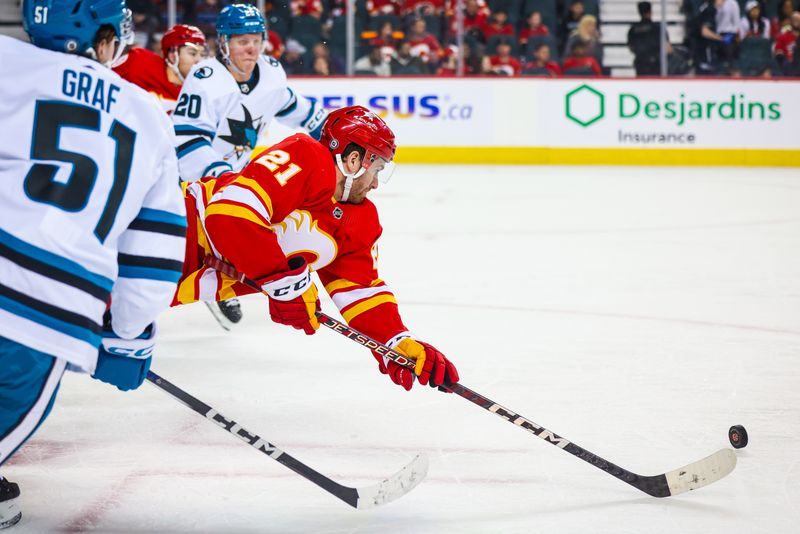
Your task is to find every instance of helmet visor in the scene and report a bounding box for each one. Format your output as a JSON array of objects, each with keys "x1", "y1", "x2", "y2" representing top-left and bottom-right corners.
[{"x1": 364, "y1": 151, "x2": 396, "y2": 184}]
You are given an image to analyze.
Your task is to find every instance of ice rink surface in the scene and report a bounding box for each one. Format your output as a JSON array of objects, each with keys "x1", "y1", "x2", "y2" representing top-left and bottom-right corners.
[{"x1": 5, "y1": 164, "x2": 800, "y2": 533}]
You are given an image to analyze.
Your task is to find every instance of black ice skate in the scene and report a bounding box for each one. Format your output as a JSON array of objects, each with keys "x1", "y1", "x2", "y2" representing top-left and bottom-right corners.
[
  {"x1": 0, "y1": 477, "x2": 21, "y2": 530},
  {"x1": 204, "y1": 297, "x2": 243, "y2": 330}
]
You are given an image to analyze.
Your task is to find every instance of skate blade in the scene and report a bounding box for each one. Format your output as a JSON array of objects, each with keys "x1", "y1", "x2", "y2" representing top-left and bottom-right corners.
[{"x1": 203, "y1": 301, "x2": 233, "y2": 331}]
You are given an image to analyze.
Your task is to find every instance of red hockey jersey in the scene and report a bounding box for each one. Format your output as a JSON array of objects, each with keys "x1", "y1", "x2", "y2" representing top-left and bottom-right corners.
[
  {"x1": 175, "y1": 134, "x2": 408, "y2": 344},
  {"x1": 113, "y1": 47, "x2": 181, "y2": 114}
]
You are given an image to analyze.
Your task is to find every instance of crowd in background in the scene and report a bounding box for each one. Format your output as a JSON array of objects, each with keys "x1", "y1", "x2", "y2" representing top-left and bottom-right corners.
[
  {"x1": 128, "y1": 0, "x2": 800, "y2": 76},
  {"x1": 686, "y1": 0, "x2": 800, "y2": 76}
]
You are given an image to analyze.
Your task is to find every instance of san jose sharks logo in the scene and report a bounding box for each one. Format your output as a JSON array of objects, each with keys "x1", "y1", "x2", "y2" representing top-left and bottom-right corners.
[{"x1": 220, "y1": 105, "x2": 263, "y2": 161}]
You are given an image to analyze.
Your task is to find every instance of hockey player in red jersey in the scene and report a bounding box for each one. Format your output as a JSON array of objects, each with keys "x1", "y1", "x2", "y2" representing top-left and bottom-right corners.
[
  {"x1": 113, "y1": 24, "x2": 206, "y2": 113},
  {"x1": 176, "y1": 106, "x2": 459, "y2": 391}
]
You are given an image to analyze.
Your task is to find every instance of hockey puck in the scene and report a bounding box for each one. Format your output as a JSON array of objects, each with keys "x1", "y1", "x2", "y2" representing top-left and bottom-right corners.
[{"x1": 728, "y1": 425, "x2": 748, "y2": 449}]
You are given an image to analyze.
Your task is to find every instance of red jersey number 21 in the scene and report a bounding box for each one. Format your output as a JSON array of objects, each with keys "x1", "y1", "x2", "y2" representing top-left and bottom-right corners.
[{"x1": 255, "y1": 149, "x2": 302, "y2": 185}]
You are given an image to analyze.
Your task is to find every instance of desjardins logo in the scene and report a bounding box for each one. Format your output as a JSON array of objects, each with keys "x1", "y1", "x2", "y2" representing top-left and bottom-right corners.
[
  {"x1": 565, "y1": 84, "x2": 781, "y2": 127},
  {"x1": 565, "y1": 84, "x2": 604, "y2": 127}
]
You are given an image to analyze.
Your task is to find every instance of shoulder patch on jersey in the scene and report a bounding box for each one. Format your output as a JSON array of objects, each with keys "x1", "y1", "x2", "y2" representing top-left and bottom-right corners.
[
  {"x1": 333, "y1": 207, "x2": 343, "y2": 219},
  {"x1": 194, "y1": 66, "x2": 213, "y2": 79},
  {"x1": 267, "y1": 56, "x2": 280, "y2": 68}
]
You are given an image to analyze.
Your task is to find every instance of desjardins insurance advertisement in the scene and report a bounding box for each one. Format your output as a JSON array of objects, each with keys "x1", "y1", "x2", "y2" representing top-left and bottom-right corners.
[{"x1": 540, "y1": 80, "x2": 799, "y2": 149}]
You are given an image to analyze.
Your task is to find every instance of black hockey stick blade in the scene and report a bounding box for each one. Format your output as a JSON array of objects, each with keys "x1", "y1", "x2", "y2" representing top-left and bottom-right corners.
[{"x1": 146, "y1": 371, "x2": 428, "y2": 509}]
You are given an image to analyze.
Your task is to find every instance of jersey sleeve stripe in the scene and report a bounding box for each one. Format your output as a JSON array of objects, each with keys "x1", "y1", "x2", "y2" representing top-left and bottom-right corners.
[
  {"x1": 0, "y1": 242, "x2": 111, "y2": 302},
  {"x1": 175, "y1": 268, "x2": 202, "y2": 305},
  {"x1": 324, "y1": 278, "x2": 360, "y2": 294},
  {"x1": 118, "y1": 253, "x2": 184, "y2": 282},
  {"x1": 137, "y1": 208, "x2": 188, "y2": 227},
  {"x1": 341, "y1": 294, "x2": 398, "y2": 323},
  {"x1": 177, "y1": 137, "x2": 212, "y2": 158},
  {"x1": 128, "y1": 215, "x2": 187, "y2": 237},
  {"x1": 174, "y1": 125, "x2": 214, "y2": 138},
  {"x1": 227, "y1": 178, "x2": 274, "y2": 219},
  {"x1": 331, "y1": 285, "x2": 393, "y2": 310},
  {"x1": 212, "y1": 184, "x2": 272, "y2": 223},
  {"x1": 299, "y1": 103, "x2": 316, "y2": 127},
  {"x1": 204, "y1": 202, "x2": 272, "y2": 230},
  {"x1": 118, "y1": 265, "x2": 183, "y2": 283},
  {"x1": 0, "y1": 228, "x2": 113, "y2": 295},
  {"x1": 275, "y1": 88, "x2": 298, "y2": 117},
  {"x1": 0, "y1": 282, "x2": 102, "y2": 345}
]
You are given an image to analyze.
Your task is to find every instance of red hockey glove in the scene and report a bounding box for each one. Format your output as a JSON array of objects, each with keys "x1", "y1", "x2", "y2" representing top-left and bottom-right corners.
[
  {"x1": 373, "y1": 338, "x2": 459, "y2": 391},
  {"x1": 259, "y1": 257, "x2": 320, "y2": 335}
]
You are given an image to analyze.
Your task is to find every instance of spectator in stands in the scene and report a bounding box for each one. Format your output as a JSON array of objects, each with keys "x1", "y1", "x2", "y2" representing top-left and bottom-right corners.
[
  {"x1": 790, "y1": 34, "x2": 800, "y2": 75},
  {"x1": 628, "y1": 1, "x2": 671, "y2": 75},
  {"x1": 391, "y1": 40, "x2": 430, "y2": 74},
  {"x1": 449, "y1": 0, "x2": 490, "y2": 40},
  {"x1": 771, "y1": 0, "x2": 795, "y2": 37},
  {"x1": 403, "y1": 0, "x2": 447, "y2": 18},
  {"x1": 311, "y1": 55, "x2": 332, "y2": 75},
  {"x1": 312, "y1": 42, "x2": 343, "y2": 73},
  {"x1": 739, "y1": 1, "x2": 770, "y2": 39},
  {"x1": 128, "y1": 0, "x2": 159, "y2": 49},
  {"x1": 694, "y1": 0, "x2": 727, "y2": 74},
  {"x1": 519, "y1": 11, "x2": 551, "y2": 50},
  {"x1": 266, "y1": 28, "x2": 285, "y2": 59},
  {"x1": 524, "y1": 41, "x2": 562, "y2": 76},
  {"x1": 487, "y1": 36, "x2": 521, "y2": 75},
  {"x1": 292, "y1": 0, "x2": 324, "y2": 18},
  {"x1": 716, "y1": 0, "x2": 740, "y2": 64},
  {"x1": 565, "y1": 14, "x2": 602, "y2": 65},
  {"x1": 436, "y1": 42, "x2": 488, "y2": 75},
  {"x1": 562, "y1": 40, "x2": 602, "y2": 75},
  {"x1": 281, "y1": 38, "x2": 309, "y2": 74},
  {"x1": 407, "y1": 17, "x2": 443, "y2": 66},
  {"x1": 367, "y1": 0, "x2": 403, "y2": 16},
  {"x1": 375, "y1": 20, "x2": 403, "y2": 60},
  {"x1": 355, "y1": 42, "x2": 392, "y2": 75},
  {"x1": 774, "y1": 11, "x2": 800, "y2": 73},
  {"x1": 482, "y1": 10, "x2": 515, "y2": 40},
  {"x1": 327, "y1": 0, "x2": 353, "y2": 19},
  {"x1": 560, "y1": 0, "x2": 585, "y2": 50}
]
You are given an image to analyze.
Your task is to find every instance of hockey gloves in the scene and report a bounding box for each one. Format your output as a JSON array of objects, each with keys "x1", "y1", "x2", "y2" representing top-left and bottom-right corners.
[
  {"x1": 93, "y1": 314, "x2": 155, "y2": 391},
  {"x1": 373, "y1": 338, "x2": 459, "y2": 392},
  {"x1": 260, "y1": 256, "x2": 320, "y2": 335}
]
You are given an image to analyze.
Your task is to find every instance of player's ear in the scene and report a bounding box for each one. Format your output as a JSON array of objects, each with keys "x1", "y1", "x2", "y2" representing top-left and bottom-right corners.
[{"x1": 343, "y1": 149, "x2": 362, "y2": 173}]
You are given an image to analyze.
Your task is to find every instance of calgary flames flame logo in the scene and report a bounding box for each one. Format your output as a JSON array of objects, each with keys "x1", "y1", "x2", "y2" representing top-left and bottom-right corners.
[{"x1": 271, "y1": 210, "x2": 337, "y2": 271}]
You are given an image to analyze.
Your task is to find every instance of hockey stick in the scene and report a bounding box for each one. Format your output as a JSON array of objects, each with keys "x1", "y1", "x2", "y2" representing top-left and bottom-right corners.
[
  {"x1": 204, "y1": 255, "x2": 738, "y2": 497},
  {"x1": 145, "y1": 371, "x2": 428, "y2": 509}
]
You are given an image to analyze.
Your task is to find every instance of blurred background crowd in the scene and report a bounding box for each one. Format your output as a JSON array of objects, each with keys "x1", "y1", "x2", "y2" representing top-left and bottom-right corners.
[{"x1": 7, "y1": 0, "x2": 800, "y2": 76}]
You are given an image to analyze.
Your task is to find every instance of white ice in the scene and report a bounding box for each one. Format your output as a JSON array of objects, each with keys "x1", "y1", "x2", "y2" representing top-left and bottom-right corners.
[{"x1": 5, "y1": 164, "x2": 800, "y2": 533}]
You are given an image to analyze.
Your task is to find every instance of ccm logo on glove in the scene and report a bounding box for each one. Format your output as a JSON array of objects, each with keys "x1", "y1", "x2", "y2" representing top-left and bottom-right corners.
[
  {"x1": 101, "y1": 345, "x2": 154, "y2": 359},
  {"x1": 269, "y1": 270, "x2": 311, "y2": 299}
]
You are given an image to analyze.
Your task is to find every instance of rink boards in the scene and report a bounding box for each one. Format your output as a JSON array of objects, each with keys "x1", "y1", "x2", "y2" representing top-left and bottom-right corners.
[{"x1": 270, "y1": 77, "x2": 800, "y2": 167}]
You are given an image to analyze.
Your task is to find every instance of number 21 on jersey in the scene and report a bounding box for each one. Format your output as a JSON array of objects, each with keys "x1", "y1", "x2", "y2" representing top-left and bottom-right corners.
[{"x1": 254, "y1": 150, "x2": 302, "y2": 185}]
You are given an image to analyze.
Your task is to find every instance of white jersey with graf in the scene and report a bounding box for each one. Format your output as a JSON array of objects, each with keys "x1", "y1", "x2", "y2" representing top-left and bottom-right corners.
[
  {"x1": 172, "y1": 55, "x2": 326, "y2": 181},
  {"x1": 0, "y1": 36, "x2": 187, "y2": 373}
]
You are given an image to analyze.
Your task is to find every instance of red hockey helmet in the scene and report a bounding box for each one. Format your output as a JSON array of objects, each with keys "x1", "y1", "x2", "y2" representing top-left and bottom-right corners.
[
  {"x1": 320, "y1": 105, "x2": 396, "y2": 169},
  {"x1": 161, "y1": 24, "x2": 206, "y2": 57}
]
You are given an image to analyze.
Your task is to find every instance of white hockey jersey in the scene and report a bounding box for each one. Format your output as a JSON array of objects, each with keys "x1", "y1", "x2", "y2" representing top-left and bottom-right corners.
[
  {"x1": 0, "y1": 36, "x2": 187, "y2": 373},
  {"x1": 172, "y1": 55, "x2": 326, "y2": 181}
]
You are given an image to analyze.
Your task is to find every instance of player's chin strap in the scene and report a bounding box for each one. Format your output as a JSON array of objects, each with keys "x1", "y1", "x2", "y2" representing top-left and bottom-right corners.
[
  {"x1": 105, "y1": 9, "x2": 135, "y2": 69},
  {"x1": 166, "y1": 43, "x2": 205, "y2": 83},
  {"x1": 166, "y1": 60, "x2": 185, "y2": 82},
  {"x1": 335, "y1": 154, "x2": 366, "y2": 203}
]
